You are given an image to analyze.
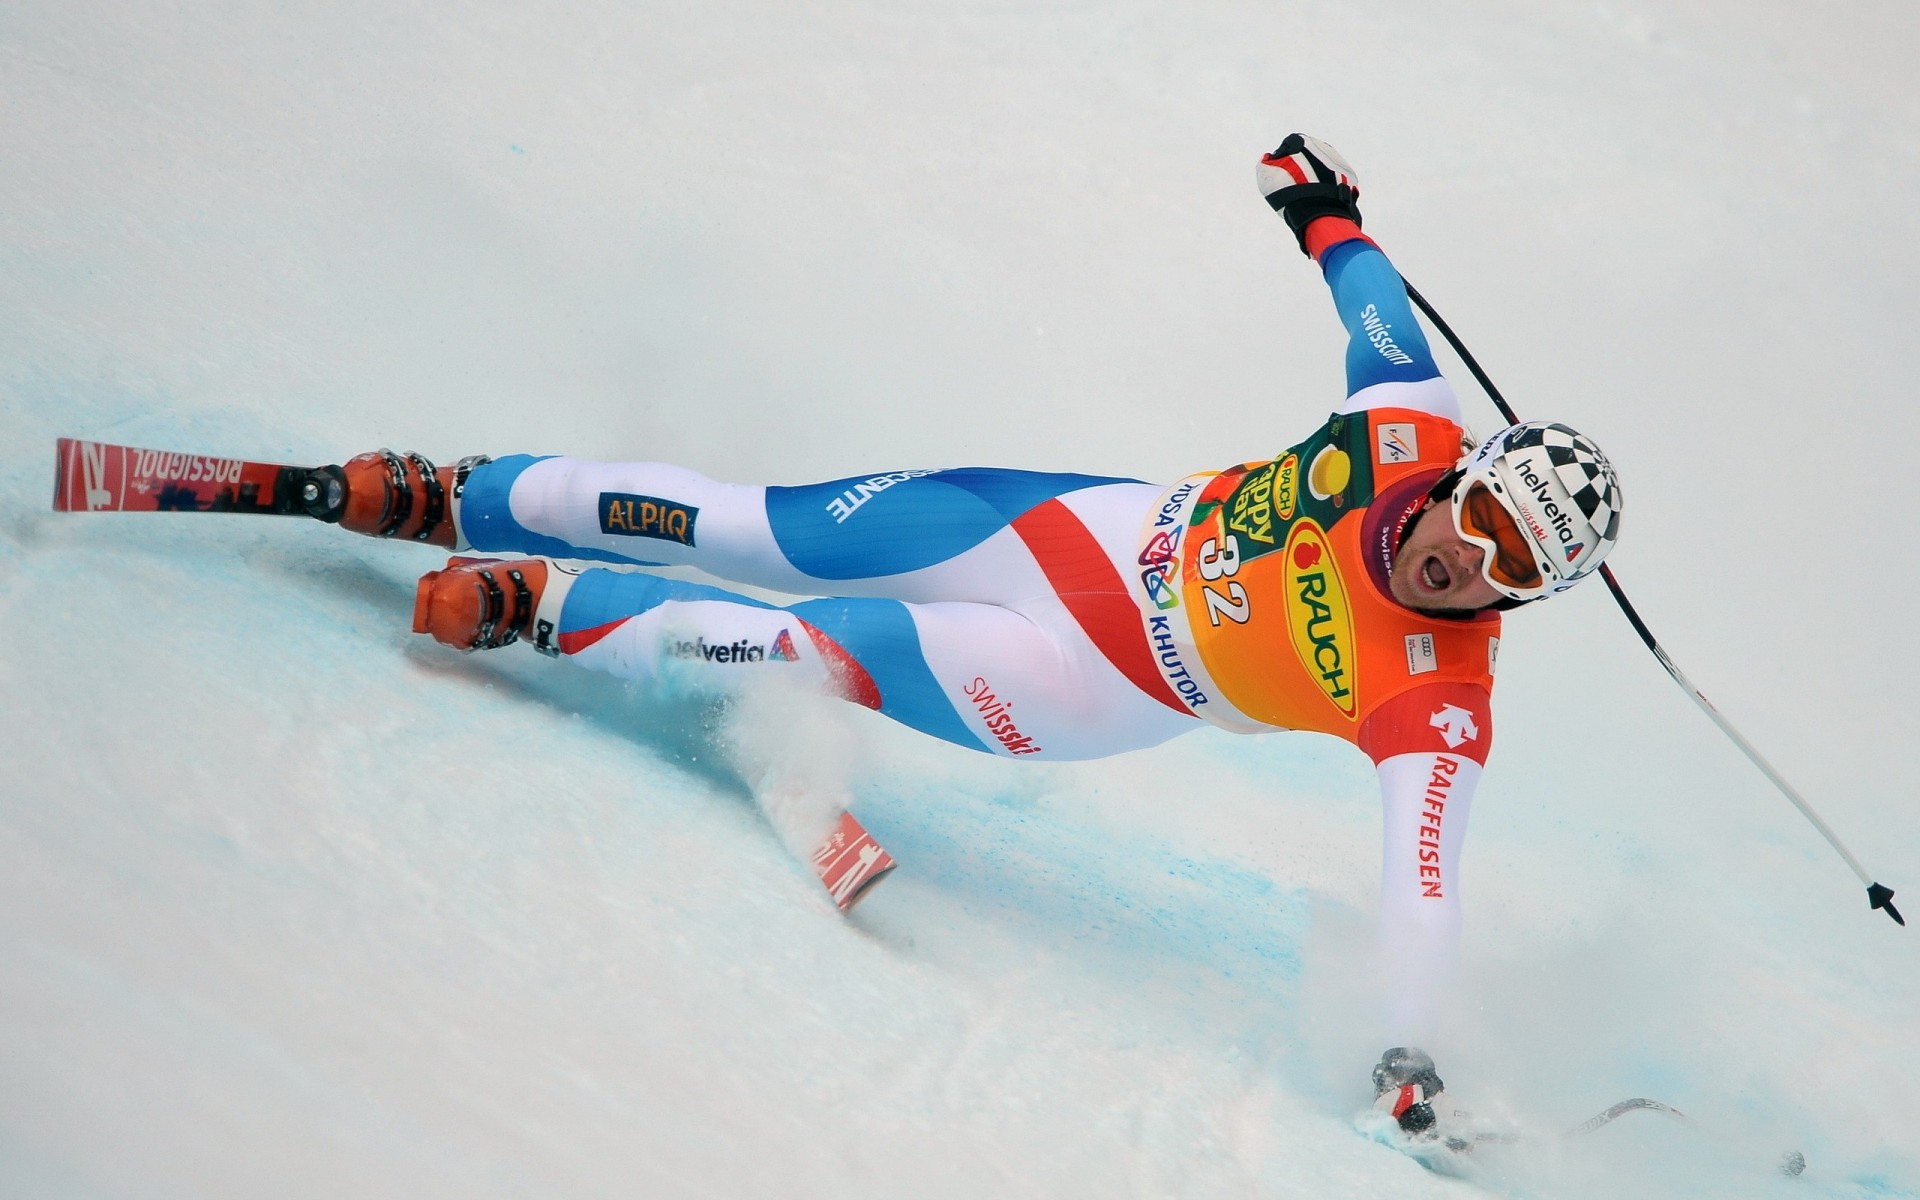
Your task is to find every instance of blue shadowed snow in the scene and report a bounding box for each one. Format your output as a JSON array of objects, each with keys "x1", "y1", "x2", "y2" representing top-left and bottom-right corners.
[{"x1": 859, "y1": 775, "x2": 1313, "y2": 994}]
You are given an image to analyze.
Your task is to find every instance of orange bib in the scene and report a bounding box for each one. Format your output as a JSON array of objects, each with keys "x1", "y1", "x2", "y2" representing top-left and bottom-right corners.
[{"x1": 1148, "y1": 407, "x2": 1501, "y2": 760}]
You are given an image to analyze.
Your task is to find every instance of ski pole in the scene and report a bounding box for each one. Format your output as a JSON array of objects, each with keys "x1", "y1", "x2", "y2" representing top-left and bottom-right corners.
[{"x1": 1401, "y1": 278, "x2": 1904, "y2": 927}]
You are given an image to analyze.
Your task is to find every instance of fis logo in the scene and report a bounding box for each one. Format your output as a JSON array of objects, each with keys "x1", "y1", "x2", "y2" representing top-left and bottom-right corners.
[
  {"x1": 1376, "y1": 423, "x2": 1418, "y2": 464},
  {"x1": 600, "y1": 492, "x2": 698, "y2": 545}
]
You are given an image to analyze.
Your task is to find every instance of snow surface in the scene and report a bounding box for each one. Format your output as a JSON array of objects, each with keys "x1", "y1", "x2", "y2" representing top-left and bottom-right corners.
[{"x1": 4, "y1": 1, "x2": 1919, "y2": 1196}]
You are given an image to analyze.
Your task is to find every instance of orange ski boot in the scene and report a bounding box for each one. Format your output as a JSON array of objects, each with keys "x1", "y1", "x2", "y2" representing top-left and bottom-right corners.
[
  {"x1": 329, "y1": 451, "x2": 491, "y2": 547},
  {"x1": 412, "y1": 558, "x2": 554, "y2": 652}
]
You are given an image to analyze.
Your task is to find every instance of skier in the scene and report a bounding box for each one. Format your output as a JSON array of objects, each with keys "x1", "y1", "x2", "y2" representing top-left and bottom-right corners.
[{"x1": 321, "y1": 136, "x2": 1623, "y2": 1137}]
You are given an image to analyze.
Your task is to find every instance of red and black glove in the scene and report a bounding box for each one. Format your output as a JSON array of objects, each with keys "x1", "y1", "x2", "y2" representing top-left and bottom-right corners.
[
  {"x1": 1257, "y1": 133, "x2": 1363, "y2": 255},
  {"x1": 1371, "y1": 1045, "x2": 1446, "y2": 1135}
]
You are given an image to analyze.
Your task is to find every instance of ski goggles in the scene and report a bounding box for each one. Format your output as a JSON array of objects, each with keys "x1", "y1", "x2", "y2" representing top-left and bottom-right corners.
[{"x1": 1453, "y1": 480, "x2": 1545, "y2": 596}]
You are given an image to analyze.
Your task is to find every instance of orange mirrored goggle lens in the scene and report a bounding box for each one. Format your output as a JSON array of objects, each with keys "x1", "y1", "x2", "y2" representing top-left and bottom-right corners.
[{"x1": 1459, "y1": 482, "x2": 1543, "y2": 590}]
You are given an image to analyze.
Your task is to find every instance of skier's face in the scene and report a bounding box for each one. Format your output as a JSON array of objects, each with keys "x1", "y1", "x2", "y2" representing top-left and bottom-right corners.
[{"x1": 1390, "y1": 503, "x2": 1504, "y2": 614}]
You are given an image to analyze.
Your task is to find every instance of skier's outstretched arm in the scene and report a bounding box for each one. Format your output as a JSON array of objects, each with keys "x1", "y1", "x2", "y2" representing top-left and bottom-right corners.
[
  {"x1": 1257, "y1": 135, "x2": 1463, "y2": 424},
  {"x1": 1367, "y1": 746, "x2": 1480, "y2": 1043},
  {"x1": 1357, "y1": 680, "x2": 1494, "y2": 1043}
]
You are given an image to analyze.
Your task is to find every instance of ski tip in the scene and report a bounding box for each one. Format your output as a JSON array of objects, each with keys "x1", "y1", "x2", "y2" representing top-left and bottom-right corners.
[
  {"x1": 836, "y1": 861, "x2": 896, "y2": 913},
  {"x1": 810, "y1": 811, "x2": 896, "y2": 914},
  {"x1": 51, "y1": 437, "x2": 77, "y2": 511},
  {"x1": 1868, "y1": 882, "x2": 1904, "y2": 926}
]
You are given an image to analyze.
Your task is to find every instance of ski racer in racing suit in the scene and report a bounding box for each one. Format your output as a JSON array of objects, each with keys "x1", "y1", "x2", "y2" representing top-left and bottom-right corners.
[{"x1": 328, "y1": 135, "x2": 1624, "y2": 1135}]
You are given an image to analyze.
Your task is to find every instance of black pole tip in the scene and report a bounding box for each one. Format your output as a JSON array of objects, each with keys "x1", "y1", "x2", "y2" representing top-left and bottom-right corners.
[{"x1": 1868, "y1": 883, "x2": 1905, "y2": 926}]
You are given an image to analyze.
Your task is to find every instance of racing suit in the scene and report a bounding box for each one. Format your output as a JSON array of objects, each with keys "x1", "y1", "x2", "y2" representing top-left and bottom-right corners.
[{"x1": 453, "y1": 223, "x2": 1490, "y2": 1040}]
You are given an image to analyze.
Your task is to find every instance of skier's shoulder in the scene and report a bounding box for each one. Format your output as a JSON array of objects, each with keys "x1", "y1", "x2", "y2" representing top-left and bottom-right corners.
[{"x1": 1334, "y1": 391, "x2": 1471, "y2": 447}]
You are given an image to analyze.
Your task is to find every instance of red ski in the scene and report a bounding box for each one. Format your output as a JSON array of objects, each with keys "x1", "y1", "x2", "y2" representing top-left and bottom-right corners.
[
  {"x1": 56, "y1": 437, "x2": 901, "y2": 910},
  {"x1": 810, "y1": 811, "x2": 897, "y2": 912},
  {"x1": 52, "y1": 437, "x2": 341, "y2": 520}
]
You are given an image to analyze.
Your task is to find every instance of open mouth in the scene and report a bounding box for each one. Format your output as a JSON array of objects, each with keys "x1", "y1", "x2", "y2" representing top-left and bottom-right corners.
[{"x1": 1420, "y1": 555, "x2": 1454, "y2": 593}]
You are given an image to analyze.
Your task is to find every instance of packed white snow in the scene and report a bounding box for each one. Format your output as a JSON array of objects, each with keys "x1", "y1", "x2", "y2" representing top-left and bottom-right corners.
[{"x1": 4, "y1": 1, "x2": 1918, "y2": 1196}]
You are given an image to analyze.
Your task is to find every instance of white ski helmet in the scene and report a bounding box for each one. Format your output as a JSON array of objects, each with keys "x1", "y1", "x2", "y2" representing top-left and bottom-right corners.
[{"x1": 1448, "y1": 421, "x2": 1622, "y2": 602}]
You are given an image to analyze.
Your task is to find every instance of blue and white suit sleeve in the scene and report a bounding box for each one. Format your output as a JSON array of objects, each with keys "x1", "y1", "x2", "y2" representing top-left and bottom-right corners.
[{"x1": 1318, "y1": 237, "x2": 1463, "y2": 423}]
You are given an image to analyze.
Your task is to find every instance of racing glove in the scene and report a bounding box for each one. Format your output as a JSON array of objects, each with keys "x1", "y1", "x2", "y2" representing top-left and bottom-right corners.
[
  {"x1": 1372, "y1": 1046, "x2": 1446, "y2": 1135},
  {"x1": 1257, "y1": 133, "x2": 1362, "y2": 255}
]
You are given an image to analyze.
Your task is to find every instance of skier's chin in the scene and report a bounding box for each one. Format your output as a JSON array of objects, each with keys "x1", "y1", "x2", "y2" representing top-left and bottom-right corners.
[{"x1": 1407, "y1": 598, "x2": 1486, "y2": 619}]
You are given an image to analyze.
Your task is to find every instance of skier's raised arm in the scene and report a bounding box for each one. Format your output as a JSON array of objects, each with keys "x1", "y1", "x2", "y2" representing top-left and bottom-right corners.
[{"x1": 1258, "y1": 135, "x2": 1464, "y2": 425}]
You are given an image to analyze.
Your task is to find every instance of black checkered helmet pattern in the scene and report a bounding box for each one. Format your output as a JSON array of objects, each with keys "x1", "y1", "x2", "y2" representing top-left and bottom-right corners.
[{"x1": 1451, "y1": 421, "x2": 1623, "y2": 601}]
